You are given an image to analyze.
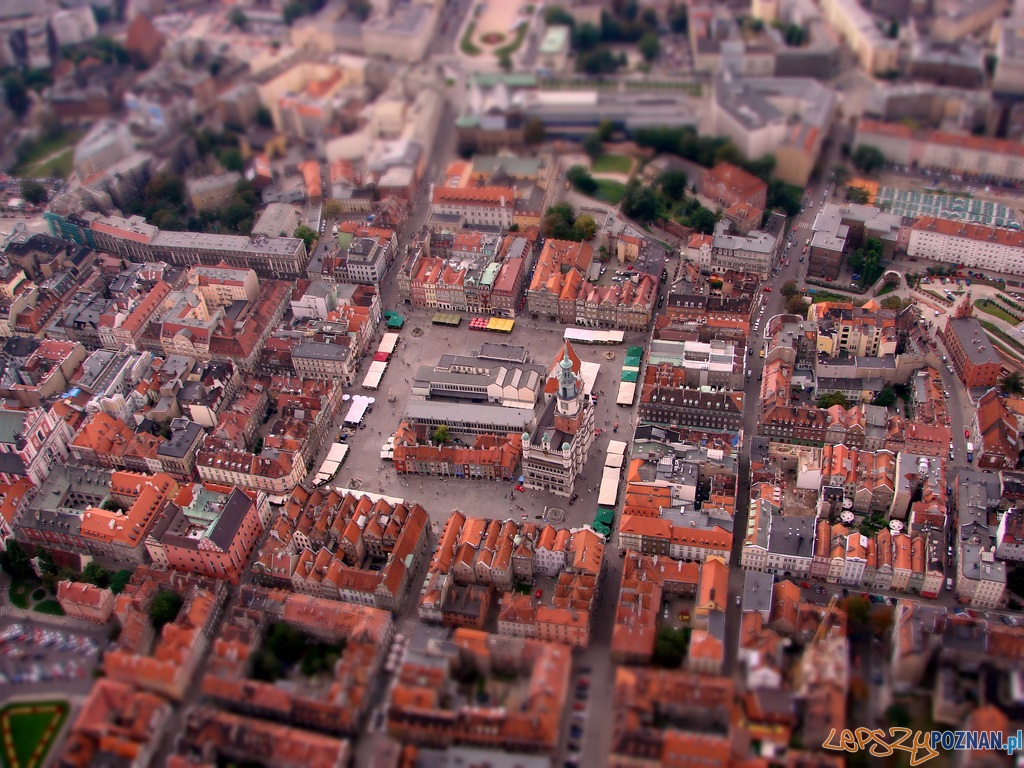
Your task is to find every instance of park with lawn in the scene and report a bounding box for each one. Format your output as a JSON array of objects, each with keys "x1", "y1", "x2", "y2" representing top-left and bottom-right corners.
[
  {"x1": 460, "y1": 1, "x2": 533, "y2": 63},
  {"x1": 6, "y1": 579, "x2": 63, "y2": 617},
  {"x1": 10, "y1": 130, "x2": 82, "y2": 180},
  {"x1": 0, "y1": 700, "x2": 69, "y2": 768},
  {"x1": 590, "y1": 153, "x2": 634, "y2": 175}
]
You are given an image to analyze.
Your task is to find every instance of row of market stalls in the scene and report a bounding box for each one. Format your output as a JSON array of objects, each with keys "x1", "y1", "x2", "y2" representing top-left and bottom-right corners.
[
  {"x1": 469, "y1": 317, "x2": 515, "y2": 332},
  {"x1": 362, "y1": 332, "x2": 401, "y2": 390},
  {"x1": 563, "y1": 327, "x2": 625, "y2": 345},
  {"x1": 616, "y1": 345, "x2": 644, "y2": 406},
  {"x1": 313, "y1": 443, "x2": 350, "y2": 486},
  {"x1": 594, "y1": 439, "x2": 628, "y2": 535}
]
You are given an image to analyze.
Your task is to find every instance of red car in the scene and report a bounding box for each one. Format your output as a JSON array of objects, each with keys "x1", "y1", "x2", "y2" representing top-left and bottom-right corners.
[
  {"x1": 965, "y1": 429, "x2": 970, "y2": 439},
  {"x1": 535, "y1": 589, "x2": 543, "y2": 599},
  {"x1": 764, "y1": 286, "x2": 772, "y2": 293}
]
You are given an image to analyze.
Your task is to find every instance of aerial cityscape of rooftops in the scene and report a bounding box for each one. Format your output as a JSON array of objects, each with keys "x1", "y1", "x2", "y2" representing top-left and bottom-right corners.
[{"x1": 8, "y1": 0, "x2": 1024, "y2": 766}]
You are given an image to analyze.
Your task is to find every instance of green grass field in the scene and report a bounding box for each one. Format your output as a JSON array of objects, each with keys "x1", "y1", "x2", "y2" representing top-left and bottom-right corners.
[
  {"x1": 494, "y1": 23, "x2": 528, "y2": 57},
  {"x1": 459, "y1": 22, "x2": 481, "y2": 55},
  {"x1": 11, "y1": 132, "x2": 83, "y2": 179},
  {"x1": 32, "y1": 601, "x2": 64, "y2": 617},
  {"x1": 0, "y1": 700, "x2": 69, "y2": 768},
  {"x1": 7, "y1": 579, "x2": 32, "y2": 609},
  {"x1": 591, "y1": 154, "x2": 633, "y2": 175},
  {"x1": 810, "y1": 291, "x2": 866, "y2": 305},
  {"x1": 975, "y1": 299, "x2": 1020, "y2": 325},
  {"x1": 594, "y1": 179, "x2": 626, "y2": 204}
]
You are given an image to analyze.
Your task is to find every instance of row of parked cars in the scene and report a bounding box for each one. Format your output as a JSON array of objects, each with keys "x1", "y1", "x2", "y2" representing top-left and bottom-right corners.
[
  {"x1": 0, "y1": 624, "x2": 100, "y2": 655},
  {"x1": 0, "y1": 659, "x2": 90, "y2": 685}
]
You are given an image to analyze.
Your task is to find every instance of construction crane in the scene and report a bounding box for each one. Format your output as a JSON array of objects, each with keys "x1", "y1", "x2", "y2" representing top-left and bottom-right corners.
[{"x1": 811, "y1": 592, "x2": 840, "y2": 646}]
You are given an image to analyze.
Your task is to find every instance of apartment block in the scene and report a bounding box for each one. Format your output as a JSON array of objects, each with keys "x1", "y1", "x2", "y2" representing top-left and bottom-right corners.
[
  {"x1": 909, "y1": 216, "x2": 1024, "y2": 275},
  {"x1": 388, "y1": 628, "x2": 570, "y2": 753},
  {"x1": 104, "y1": 568, "x2": 227, "y2": 700},
  {"x1": 252, "y1": 487, "x2": 432, "y2": 614}
]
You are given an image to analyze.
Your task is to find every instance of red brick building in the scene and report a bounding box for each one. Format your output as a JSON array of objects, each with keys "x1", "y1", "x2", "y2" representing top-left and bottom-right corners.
[
  {"x1": 943, "y1": 301, "x2": 1002, "y2": 390},
  {"x1": 699, "y1": 162, "x2": 768, "y2": 210}
]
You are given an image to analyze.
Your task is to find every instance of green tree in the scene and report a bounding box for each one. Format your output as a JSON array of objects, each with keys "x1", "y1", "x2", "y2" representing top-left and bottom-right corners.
[
  {"x1": 638, "y1": 32, "x2": 660, "y2": 61},
  {"x1": 887, "y1": 19, "x2": 899, "y2": 39},
  {"x1": 20, "y1": 181, "x2": 47, "y2": 206},
  {"x1": 1001, "y1": 370, "x2": 1024, "y2": 396},
  {"x1": 266, "y1": 622, "x2": 306, "y2": 664},
  {"x1": 840, "y1": 596, "x2": 871, "y2": 637},
  {"x1": 786, "y1": 294, "x2": 808, "y2": 314},
  {"x1": 886, "y1": 703, "x2": 912, "y2": 729},
  {"x1": 149, "y1": 590, "x2": 183, "y2": 631},
  {"x1": 228, "y1": 7, "x2": 248, "y2": 28},
  {"x1": 986, "y1": 54, "x2": 998, "y2": 77},
  {"x1": 219, "y1": 148, "x2": 244, "y2": 172},
  {"x1": 817, "y1": 392, "x2": 851, "y2": 409},
  {"x1": 851, "y1": 145, "x2": 886, "y2": 173},
  {"x1": 81, "y1": 562, "x2": 110, "y2": 588},
  {"x1": 350, "y1": 0, "x2": 372, "y2": 21},
  {"x1": 582, "y1": 132, "x2": 603, "y2": 160},
  {"x1": 250, "y1": 648, "x2": 283, "y2": 681},
  {"x1": 872, "y1": 386, "x2": 897, "y2": 408},
  {"x1": 596, "y1": 120, "x2": 615, "y2": 142},
  {"x1": 848, "y1": 238, "x2": 884, "y2": 286},
  {"x1": 781, "y1": 280, "x2": 800, "y2": 298},
  {"x1": 686, "y1": 206, "x2": 717, "y2": 234},
  {"x1": 572, "y1": 214, "x2": 597, "y2": 241},
  {"x1": 656, "y1": 170, "x2": 689, "y2": 201},
  {"x1": 669, "y1": 5, "x2": 688, "y2": 33},
  {"x1": 3, "y1": 73, "x2": 28, "y2": 116},
  {"x1": 498, "y1": 50, "x2": 513, "y2": 71},
  {"x1": 524, "y1": 118, "x2": 545, "y2": 146},
  {"x1": 432, "y1": 425, "x2": 451, "y2": 444},
  {"x1": 620, "y1": 179, "x2": 659, "y2": 222},
  {"x1": 255, "y1": 106, "x2": 273, "y2": 129},
  {"x1": 294, "y1": 225, "x2": 318, "y2": 251},
  {"x1": 542, "y1": 203, "x2": 578, "y2": 240},
  {"x1": 579, "y1": 48, "x2": 623, "y2": 74},
  {"x1": 322, "y1": 199, "x2": 344, "y2": 220},
  {"x1": 109, "y1": 570, "x2": 132, "y2": 594},
  {"x1": 283, "y1": 1, "x2": 306, "y2": 25},
  {"x1": 544, "y1": 5, "x2": 575, "y2": 26},
  {"x1": 766, "y1": 180, "x2": 802, "y2": 216},
  {"x1": 572, "y1": 22, "x2": 601, "y2": 51},
  {"x1": 652, "y1": 626, "x2": 689, "y2": 667},
  {"x1": 144, "y1": 173, "x2": 185, "y2": 210},
  {"x1": 0, "y1": 540, "x2": 35, "y2": 579},
  {"x1": 567, "y1": 165, "x2": 598, "y2": 194},
  {"x1": 832, "y1": 165, "x2": 851, "y2": 186},
  {"x1": 846, "y1": 187, "x2": 870, "y2": 204}
]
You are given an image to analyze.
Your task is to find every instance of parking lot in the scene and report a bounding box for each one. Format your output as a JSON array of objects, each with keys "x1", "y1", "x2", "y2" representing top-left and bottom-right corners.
[
  {"x1": 0, "y1": 618, "x2": 106, "y2": 701},
  {"x1": 322, "y1": 307, "x2": 650, "y2": 529}
]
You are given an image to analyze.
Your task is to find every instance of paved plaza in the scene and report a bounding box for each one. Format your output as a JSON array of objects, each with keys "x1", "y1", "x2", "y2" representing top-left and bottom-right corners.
[{"x1": 318, "y1": 306, "x2": 649, "y2": 531}]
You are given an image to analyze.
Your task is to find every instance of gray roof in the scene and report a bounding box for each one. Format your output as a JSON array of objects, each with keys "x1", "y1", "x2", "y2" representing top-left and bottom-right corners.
[
  {"x1": 293, "y1": 341, "x2": 350, "y2": 362},
  {"x1": 0, "y1": 409, "x2": 27, "y2": 446},
  {"x1": 404, "y1": 399, "x2": 535, "y2": 431},
  {"x1": 948, "y1": 317, "x2": 1002, "y2": 367},
  {"x1": 209, "y1": 488, "x2": 256, "y2": 551},
  {"x1": 157, "y1": 419, "x2": 205, "y2": 459},
  {"x1": 714, "y1": 73, "x2": 834, "y2": 131},
  {"x1": 743, "y1": 570, "x2": 775, "y2": 614},
  {"x1": 477, "y1": 342, "x2": 529, "y2": 363},
  {"x1": 766, "y1": 515, "x2": 816, "y2": 557}
]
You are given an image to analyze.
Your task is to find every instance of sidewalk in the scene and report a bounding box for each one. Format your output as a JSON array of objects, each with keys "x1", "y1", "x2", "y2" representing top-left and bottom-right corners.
[{"x1": 2, "y1": 604, "x2": 103, "y2": 632}]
